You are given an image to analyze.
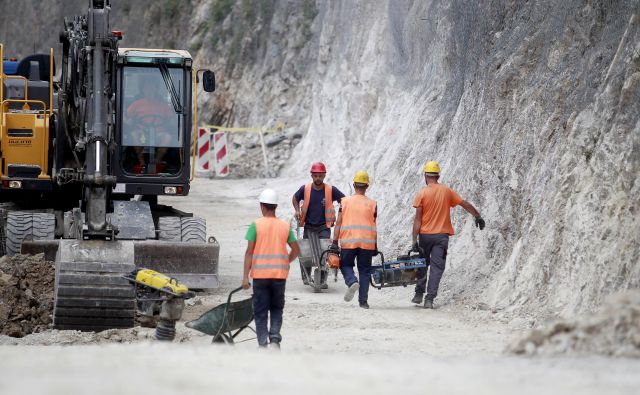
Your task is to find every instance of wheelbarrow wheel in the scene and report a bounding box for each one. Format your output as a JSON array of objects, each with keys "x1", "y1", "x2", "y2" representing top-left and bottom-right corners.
[
  {"x1": 312, "y1": 268, "x2": 322, "y2": 293},
  {"x1": 212, "y1": 333, "x2": 233, "y2": 345}
]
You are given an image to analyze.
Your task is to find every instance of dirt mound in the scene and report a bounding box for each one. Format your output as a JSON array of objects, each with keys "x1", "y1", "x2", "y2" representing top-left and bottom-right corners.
[
  {"x1": 507, "y1": 290, "x2": 640, "y2": 357},
  {"x1": 0, "y1": 254, "x2": 55, "y2": 337}
]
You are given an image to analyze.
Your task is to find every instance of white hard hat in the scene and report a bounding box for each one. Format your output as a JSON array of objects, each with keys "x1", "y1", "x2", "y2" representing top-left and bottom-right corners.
[{"x1": 258, "y1": 188, "x2": 278, "y2": 205}]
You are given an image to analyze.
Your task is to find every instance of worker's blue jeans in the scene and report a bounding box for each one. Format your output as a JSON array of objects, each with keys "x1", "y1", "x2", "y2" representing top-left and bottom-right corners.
[
  {"x1": 252, "y1": 279, "x2": 286, "y2": 346},
  {"x1": 339, "y1": 248, "x2": 373, "y2": 304}
]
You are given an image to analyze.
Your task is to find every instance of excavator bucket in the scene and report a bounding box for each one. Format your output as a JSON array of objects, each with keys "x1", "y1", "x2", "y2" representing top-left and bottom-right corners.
[
  {"x1": 133, "y1": 240, "x2": 220, "y2": 289},
  {"x1": 23, "y1": 239, "x2": 220, "y2": 289}
]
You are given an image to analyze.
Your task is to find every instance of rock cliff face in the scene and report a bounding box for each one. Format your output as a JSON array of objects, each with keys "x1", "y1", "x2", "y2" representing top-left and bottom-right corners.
[
  {"x1": 290, "y1": 1, "x2": 639, "y2": 320},
  {"x1": 1, "y1": 0, "x2": 638, "y2": 319}
]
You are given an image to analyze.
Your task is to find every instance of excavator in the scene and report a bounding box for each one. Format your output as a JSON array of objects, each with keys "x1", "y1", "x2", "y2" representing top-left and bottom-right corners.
[{"x1": 0, "y1": 0, "x2": 219, "y2": 331}]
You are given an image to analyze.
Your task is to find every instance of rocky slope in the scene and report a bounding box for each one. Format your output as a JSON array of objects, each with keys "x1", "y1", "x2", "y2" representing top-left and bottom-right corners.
[
  {"x1": 289, "y1": 1, "x2": 639, "y2": 322},
  {"x1": 1, "y1": 0, "x2": 638, "y2": 321}
]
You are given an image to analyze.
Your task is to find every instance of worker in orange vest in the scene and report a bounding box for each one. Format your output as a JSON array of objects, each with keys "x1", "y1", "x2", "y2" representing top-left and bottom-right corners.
[
  {"x1": 333, "y1": 170, "x2": 378, "y2": 309},
  {"x1": 292, "y1": 162, "x2": 345, "y2": 286},
  {"x1": 243, "y1": 188, "x2": 300, "y2": 348},
  {"x1": 411, "y1": 161, "x2": 485, "y2": 309}
]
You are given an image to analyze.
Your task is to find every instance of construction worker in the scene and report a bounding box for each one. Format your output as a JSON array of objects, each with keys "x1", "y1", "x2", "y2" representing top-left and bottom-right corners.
[
  {"x1": 292, "y1": 162, "x2": 345, "y2": 286},
  {"x1": 242, "y1": 188, "x2": 300, "y2": 349},
  {"x1": 333, "y1": 170, "x2": 377, "y2": 309},
  {"x1": 411, "y1": 161, "x2": 485, "y2": 309}
]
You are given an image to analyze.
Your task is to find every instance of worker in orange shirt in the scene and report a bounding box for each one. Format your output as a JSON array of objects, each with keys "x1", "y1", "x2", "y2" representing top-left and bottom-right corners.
[
  {"x1": 333, "y1": 170, "x2": 378, "y2": 309},
  {"x1": 411, "y1": 161, "x2": 485, "y2": 309},
  {"x1": 242, "y1": 189, "x2": 300, "y2": 348}
]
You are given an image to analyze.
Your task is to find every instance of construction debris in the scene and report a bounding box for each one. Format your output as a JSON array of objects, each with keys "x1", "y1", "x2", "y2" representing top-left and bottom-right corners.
[
  {"x1": 507, "y1": 291, "x2": 640, "y2": 357},
  {"x1": 0, "y1": 254, "x2": 55, "y2": 337}
]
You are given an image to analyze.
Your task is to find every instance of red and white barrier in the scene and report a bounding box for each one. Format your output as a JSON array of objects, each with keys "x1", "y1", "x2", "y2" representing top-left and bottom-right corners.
[
  {"x1": 212, "y1": 131, "x2": 229, "y2": 177},
  {"x1": 197, "y1": 127, "x2": 211, "y2": 173}
]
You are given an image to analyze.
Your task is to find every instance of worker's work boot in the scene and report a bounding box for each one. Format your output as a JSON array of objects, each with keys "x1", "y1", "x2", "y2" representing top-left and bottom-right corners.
[
  {"x1": 411, "y1": 293, "x2": 424, "y2": 304},
  {"x1": 359, "y1": 302, "x2": 370, "y2": 309},
  {"x1": 269, "y1": 340, "x2": 281, "y2": 350},
  {"x1": 344, "y1": 282, "x2": 360, "y2": 302},
  {"x1": 423, "y1": 298, "x2": 434, "y2": 309}
]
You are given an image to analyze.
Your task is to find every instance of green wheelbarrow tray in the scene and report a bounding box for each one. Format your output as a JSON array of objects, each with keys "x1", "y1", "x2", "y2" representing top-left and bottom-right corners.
[{"x1": 186, "y1": 286, "x2": 255, "y2": 344}]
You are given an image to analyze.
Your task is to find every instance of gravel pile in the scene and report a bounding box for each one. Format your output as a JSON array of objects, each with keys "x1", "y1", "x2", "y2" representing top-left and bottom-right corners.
[{"x1": 507, "y1": 291, "x2": 640, "y2": 357}]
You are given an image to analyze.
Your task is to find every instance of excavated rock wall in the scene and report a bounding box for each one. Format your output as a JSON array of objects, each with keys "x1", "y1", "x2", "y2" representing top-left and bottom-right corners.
[{"x1": 283, "y1": 0, "x2": 640, "y2": 321}]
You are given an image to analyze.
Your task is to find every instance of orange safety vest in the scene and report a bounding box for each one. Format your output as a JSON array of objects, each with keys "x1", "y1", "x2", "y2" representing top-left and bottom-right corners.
[
  {"x1": 338, "y1": 195, "x2": 377, "y2": 250},
  {"x1": 250, "y1": 217, "x2": 291, "y2": 279},
  {"x1": 300, "y1": 183, "x2": 336, "y2": 228}
]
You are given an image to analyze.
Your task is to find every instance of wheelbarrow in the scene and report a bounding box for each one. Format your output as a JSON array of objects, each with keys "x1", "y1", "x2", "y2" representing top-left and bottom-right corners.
[
  {"x1": 370, "y1": 246, "x2": 428, "y2": 289},
  {"x1": 185, "y1": 286, "x2": 255, "y2": 344},
  {"x1": 295, "y1": 221, "x2": 335, "y2": 293}
]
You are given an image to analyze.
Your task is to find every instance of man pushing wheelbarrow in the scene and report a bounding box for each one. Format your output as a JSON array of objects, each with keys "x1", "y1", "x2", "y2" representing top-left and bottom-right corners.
[{"x1": 292, "y1": 162, "x2": 345, "y2": 289}]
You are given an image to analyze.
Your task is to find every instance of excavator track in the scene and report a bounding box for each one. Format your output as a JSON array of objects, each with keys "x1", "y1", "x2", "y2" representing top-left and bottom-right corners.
[{"x1": 53, "y1": 240, "x2": 136, "y2": 331}]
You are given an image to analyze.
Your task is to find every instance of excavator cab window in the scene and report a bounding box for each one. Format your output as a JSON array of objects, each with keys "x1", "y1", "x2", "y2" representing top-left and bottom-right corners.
[{"x1": 120, "y1": 66, "x2": 184, "y2": 176}]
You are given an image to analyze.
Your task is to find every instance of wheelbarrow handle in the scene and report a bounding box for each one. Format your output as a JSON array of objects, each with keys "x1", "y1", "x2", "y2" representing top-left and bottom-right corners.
[{"x1": 227, "y1": 285, "x2": 246, "y2": 305}]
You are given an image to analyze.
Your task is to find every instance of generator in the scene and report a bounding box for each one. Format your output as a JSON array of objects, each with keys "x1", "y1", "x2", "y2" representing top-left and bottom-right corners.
[{"x1": 370, "y1": 246, "x2": 427, "y2": 289}]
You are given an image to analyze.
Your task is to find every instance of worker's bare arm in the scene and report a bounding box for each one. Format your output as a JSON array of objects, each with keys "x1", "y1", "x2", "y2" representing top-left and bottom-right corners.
[
  {"x1": 292, "y1": 196, "x2": 300, "y2": 221},
  {"x1": 412, "y1": 207, "x2": 422, "y2": 244},
  {"x1": 288, "y1": 241, "x2": 300, "y2": 262},
  {"x1": 242, "y1": 241, "x2": 255, "y2": 289},
  {"x1": 333, "y1": 211, "x2": 343, "y2": 243},
  {"x1": 459, "y1": 200, "x2": 481, "y2": 218}
]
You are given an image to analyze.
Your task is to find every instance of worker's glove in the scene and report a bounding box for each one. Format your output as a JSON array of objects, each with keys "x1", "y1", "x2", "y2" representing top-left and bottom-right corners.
[
  {"x1": 475, "y1": 217, "x2": 485, "y2": 230},
  {"x1": 412, "y1": 241, "x2": 420, "y2": 251}
]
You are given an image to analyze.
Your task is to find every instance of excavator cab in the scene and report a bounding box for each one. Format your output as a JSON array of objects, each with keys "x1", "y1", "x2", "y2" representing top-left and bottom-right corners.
[{"x1": 113, "y1": 49, "x2": 197, "y2": 196}]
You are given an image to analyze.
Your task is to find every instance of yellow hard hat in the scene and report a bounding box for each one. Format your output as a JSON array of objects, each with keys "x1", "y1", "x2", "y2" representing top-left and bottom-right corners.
[
  {"x1": 353, "y1": 170, "x2": 370, "y2": 185},
  {"x1": 423, "y1": 160, "x2": 440, "y2": 175}
]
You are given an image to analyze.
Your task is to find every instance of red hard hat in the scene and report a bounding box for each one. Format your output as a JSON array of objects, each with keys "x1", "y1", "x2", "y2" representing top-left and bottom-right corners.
[{"x1": 310, "y1": 162, "x2": 327, "y2": 173}]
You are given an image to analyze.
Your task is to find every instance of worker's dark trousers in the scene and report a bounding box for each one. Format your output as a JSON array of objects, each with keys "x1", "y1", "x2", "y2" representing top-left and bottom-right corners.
[
  {"x1": 414, "y1": 234, "x2": 449, "y2": 300},
  {"x1": 252, "y1": 279, "x2": 286, "y2": 346},
  {"x1": 300, "y1": 224, "x2": 330, "y2": 283},
  {"x1": 340, "y1": 248, "x2": 373, "y2": 304}
]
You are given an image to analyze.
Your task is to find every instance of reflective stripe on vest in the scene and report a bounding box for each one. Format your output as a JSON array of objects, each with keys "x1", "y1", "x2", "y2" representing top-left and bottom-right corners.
[
  {"x1": 300, "y1": 183, "x2": 336, "y2": 228},
  {"x1": 251, "y1": 217, "x2": 291, "y2": 279},
  {"x1": 338, "y1": 195, "x2": 377, "y2": 250}
]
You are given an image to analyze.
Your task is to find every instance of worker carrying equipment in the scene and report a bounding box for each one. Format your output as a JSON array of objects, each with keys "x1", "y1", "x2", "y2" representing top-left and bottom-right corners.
[
  {"x1": 292, "y1": 161, "x2": 345, "y2": 288},
  {"x1": 411, "y1": 160, "x2": 485, "y2": 309},
  {"x1": 333, "y1": 170, "x2": 377, "y2": 309}
]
